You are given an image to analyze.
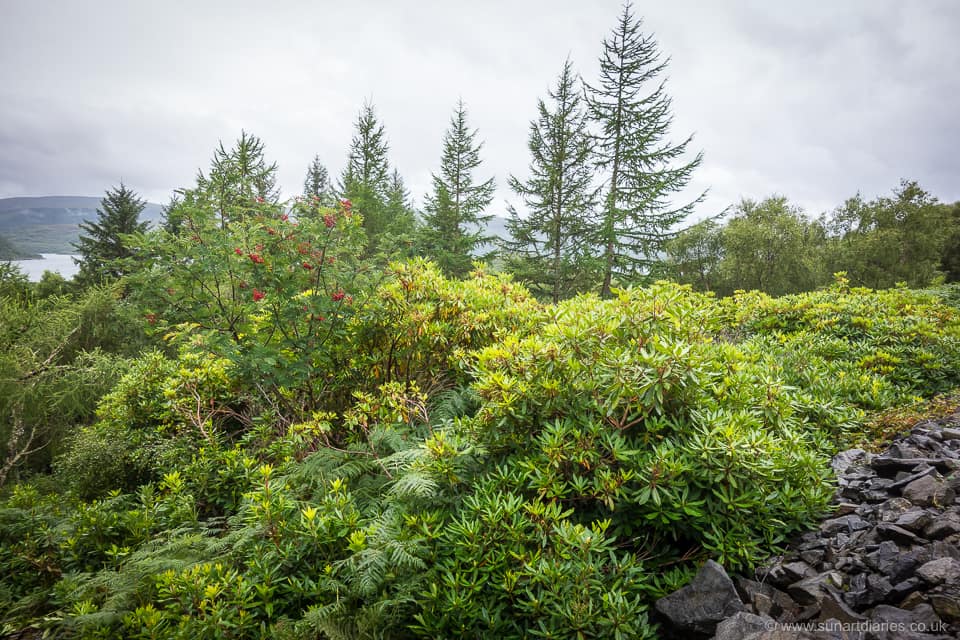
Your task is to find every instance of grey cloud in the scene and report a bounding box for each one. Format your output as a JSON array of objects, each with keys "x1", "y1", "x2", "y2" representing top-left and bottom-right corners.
[{"x1": 0, "y1": 0, "x2": 957, "y2": 218}]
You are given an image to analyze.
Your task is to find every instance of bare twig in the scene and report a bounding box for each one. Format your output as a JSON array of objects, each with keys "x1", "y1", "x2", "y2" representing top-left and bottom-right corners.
[
  {"x1": 0, "y1": 404, "x2": 48, "y2": 488},
  {"x1": 19, "y1": 325, "x2": 81, "y2": 382}
]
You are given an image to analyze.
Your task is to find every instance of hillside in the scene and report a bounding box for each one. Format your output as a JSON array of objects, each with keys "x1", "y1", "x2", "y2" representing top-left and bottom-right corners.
[
  {"x1": 0, "y1": 233, "x2": 41, "y2": 260},
  {"x1": 0, "y1": 196, "x2": 164, "y2": 254}
]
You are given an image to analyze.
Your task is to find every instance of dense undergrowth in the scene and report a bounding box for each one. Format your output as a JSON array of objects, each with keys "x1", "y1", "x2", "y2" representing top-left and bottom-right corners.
[{"x1": 2, "y1": 205, "x2": 960, "y2": 638}]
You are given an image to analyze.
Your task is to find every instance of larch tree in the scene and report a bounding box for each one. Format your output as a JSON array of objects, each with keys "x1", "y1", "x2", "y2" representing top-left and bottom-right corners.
[
  {"x1": 197, "y1": 130, "x2": 280, "y2": 227},
  {"x1": 586, "y1": 2, "x2": 703, "y2": 297},
  {"x1": 73, "y1": 183, "x2": 149, "y2": 284},
  {"x1": 504, "y1": 58, "x2": 599, "y2": 302},
  {"x1": 420, "y1": 100, "x2": 496, "y2": 278}
]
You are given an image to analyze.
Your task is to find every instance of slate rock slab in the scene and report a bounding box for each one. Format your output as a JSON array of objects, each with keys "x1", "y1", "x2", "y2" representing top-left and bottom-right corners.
[{"x1": 655, "y1": 559, "x2": 745, "y2": 635}]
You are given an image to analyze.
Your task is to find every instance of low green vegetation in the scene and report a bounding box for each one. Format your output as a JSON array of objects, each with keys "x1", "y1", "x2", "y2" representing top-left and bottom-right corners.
[{"x1": 3, "y1": 219, "x2": 959, "y2": 636}]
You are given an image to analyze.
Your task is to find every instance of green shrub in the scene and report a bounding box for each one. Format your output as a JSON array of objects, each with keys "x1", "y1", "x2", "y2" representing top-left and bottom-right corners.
[
  {"x1": 7, "y1": 272, "x2": 960, "y2": 639},
  {"x1": 348, "y1": 258, "x2": 545, "y2": 396},
  {"x1": 468, "y1": 282, "x2": 834, "y2": 568},
  {"x1": 414, "y1": 480, "x2": 658, "y2": 639},
  {"x1": 0, "y1": 285, "x2": 147, "y2": 483},
  {"x1": 723, "y1": 277, "x2": 960, "y2": 416}
]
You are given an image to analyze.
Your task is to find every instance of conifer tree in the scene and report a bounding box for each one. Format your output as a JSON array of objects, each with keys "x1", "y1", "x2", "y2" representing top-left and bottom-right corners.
[
  {"x1": 587, "y1": 3, "x2": 703, "y2": 296},
  {"x1": 303, "y1": 155, "x2": 334, "y2": 207},
  {"x1": 504, "y1": 59, "x2": 599, "y2": 302},
  {"x1": 160, "y1": 194, "x2": 185, "y2": 235},
  {"x1": 196, "y1": 130, "x2": 279, "y2": 226},
  {"x1": 340, "y1": 102, "x2": 392, "y2": 252},
  {"x1": 384, "y1": 168, "x2": 417, "y2": 254},
  {"x1": 73, "y1": 183, "x2": 149, "y2": 284},
  {"x1": 420, "y1": 100, "x2": 496, "y2": 278}
]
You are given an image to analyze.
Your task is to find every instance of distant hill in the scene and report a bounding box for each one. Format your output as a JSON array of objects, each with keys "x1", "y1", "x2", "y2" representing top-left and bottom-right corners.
[
  {"x1": 0, "y1": 195, "x2": 513, "y2": 256},
  {"x1": 0, "y1": 196, "x2": 164, "y2": 254},
  {"x1": 0, "y1": 233, "x2": 41, "y2": 260}
]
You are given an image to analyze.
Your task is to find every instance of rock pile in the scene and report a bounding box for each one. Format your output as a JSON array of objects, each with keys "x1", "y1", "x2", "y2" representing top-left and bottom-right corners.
[{"x1": 655, "y1": 415, "x2": 960, "y2": 639}]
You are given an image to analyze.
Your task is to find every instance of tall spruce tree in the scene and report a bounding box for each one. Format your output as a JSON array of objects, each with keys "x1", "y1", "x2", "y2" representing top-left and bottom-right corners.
[
  {"x1": 160, "y1": 193, "x2": 185, "y2": 235},
  {"x1": 587, "y1": 3, "x2": 703, "y2": 297},
  {"x1": 303, "y1": 155, "x2": 334, "y2": 207},
  {"x1": 384, "y1": 168, "x2": 418, "y2": 254},
  {"x1": 420, "y1": 100, "x2": 496, "y2": 278},
  {"x1": 504, "y1": 59, "x2": 599, "y2": 302},
  {"x1": 73, "y1": 183, "x2": 149, "y2": 284},
  {"x1": 340, "y1": 102, "x2": 392, "y2": 252}
]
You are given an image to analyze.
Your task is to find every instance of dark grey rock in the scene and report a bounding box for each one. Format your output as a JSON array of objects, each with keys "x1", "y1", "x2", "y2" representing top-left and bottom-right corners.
[
  {"x1": 862, "y1": 489, "x2": 892, "y2": 503},
  {"x1": 874, "y1": 456, "x2": 959, "y2": 476},
  {"x1": 869, "y1": 603, "x2": 948, "y2": 639},
  {"x1": 766, "y1": 561, "x2": 817, "y2": 589},
  {"x1": 929, "y1": 585, "x2": 960, "y2": 623},
  {"x1": 868, "y1": 477, "x2": 895, "y2": 492},
  {"x1": 887, "y1": 443, "x2": 921, "y2": 458},
  {"x1": 924, "y1": 513, "x2": 960, "y2": 539},
  {"x1": 849, "y1": 527, "x2": 879, "y2": 548},
  {"x1": 800, "y1": 549, "x2": 826, "y2": 567},
  {"x1": 835, "y1": 502, "x2": 859, "y2": 515},
  {"x1": 833, "y1": 449, "x2": 870, "y2": 476},
  {"x1": 795, "y1": 603, "x2": 821, "y2": 622},
  {"x1": 834, "y1": 554, "x2": 869, "y2": 575},
  {"x1": 877, "y1": 498, "x2": 914, "y2": 522},
  {"x1": 710, "y1": 418, "x2": 960, "y2": 639},
  {"x1": 902, "y1": 475, "x2": 956, "y2": 507},
  {"x1": 734, "y1": 577, "x2": 798, "y2": 620},
  {"x1": 916, "y1": 558, "x2": 960, "y2": 585},
  {"x1": 713, "y1": 611, "x2": 775, "y2": 640},
  {"x1": 872, "y1": 456, "x2": 925, "y2": 475},
  {"x1": 923, "y1": 540, "x2": 960, "y2": 562},
  {"x1": 865, "y1": 541, "x2": 902, "y2": 576},
  {"x1": 787, "y1": 572, "x2": 843, "y2": 606},
  {"x1": 909, "y1": 434, "x2": 944, "y2": 455},
  {"x1": 889, "y1": 551, "x2": 923, "y2": 585},
  {"x1": 655, "y1": 560, "x2": 745, "y2": 635},
  {"x1": 797, "y1": 535, "x2": 828, "y2": 552},
  {"x1": 817, "y1": 587, "x2": 866, "y2": 624},
  {"x1": 886, "y1": 541, "x2": 960, "y2": 585},
  {"x1": 753, "y1": 592, "x2": 775, "y2": 617},
  {"x1": 899, "y1": 589, "x2": 926, "y2": 610},
  {"x1": 870, "y1": 603, "x2": 939, "y2": 627},
  {"x1": 875, "y1": 522, "x2": 919, "y2": 545},
  {"x1": 888, "y1": 576, "x2": 922, "y2": 603},
  {"x1": 946, "y1": 473, "x2": 960, "y2": 496},
  {"x1": 821, "y1": 515, "x2": 871, "y2": 536},
  {"x1": 843, "y1": 573, "x2": 894, "y2": 609},
  {"x1": 894, "y1": 508, "x2": 933, "y2": 533},
  {"x1": 941, "y1": 428, "x2": 960, "y2": 441},
  {"x1": 888, "y1": 465, "x2": 938, "y2": 491}
]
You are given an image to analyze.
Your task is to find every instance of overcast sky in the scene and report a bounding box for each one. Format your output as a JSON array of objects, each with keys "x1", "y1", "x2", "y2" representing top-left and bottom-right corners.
[{"x1": 1, "y1": 0, "x2": 958, "y2": 220}]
